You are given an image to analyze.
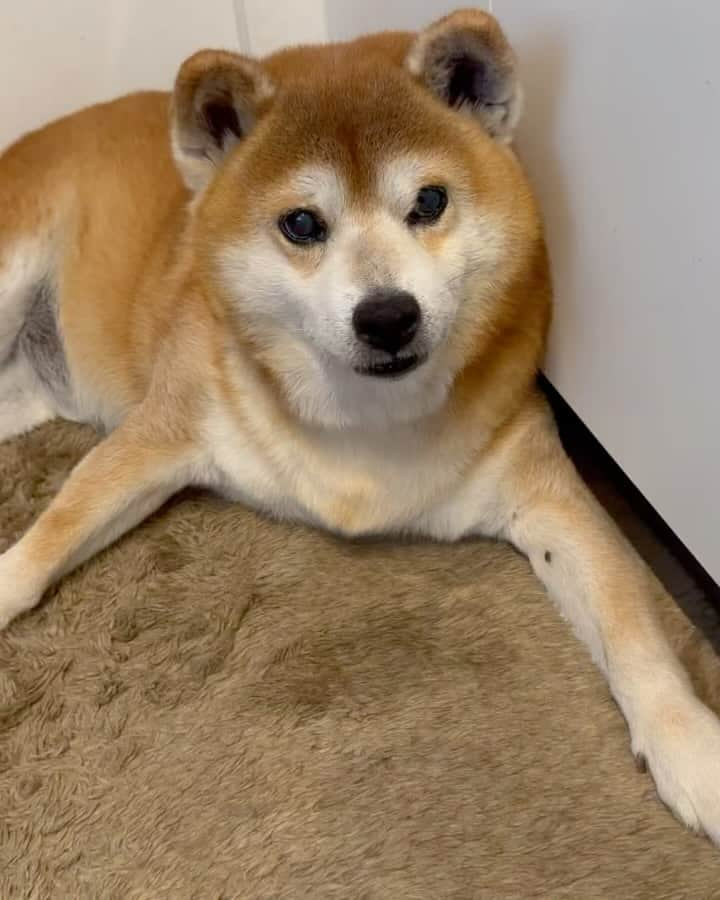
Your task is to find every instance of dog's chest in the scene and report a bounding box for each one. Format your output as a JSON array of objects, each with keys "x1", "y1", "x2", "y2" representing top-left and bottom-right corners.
[{"x1": 204, "y1": 408, "x2": 460, "y2": 537}]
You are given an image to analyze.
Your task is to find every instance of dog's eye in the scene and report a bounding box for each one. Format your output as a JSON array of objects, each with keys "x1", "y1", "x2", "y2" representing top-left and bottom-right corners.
[
  {"x1": 279, "y1": 209, "x2": 327, "y2": 244},
  {"x1": 407, "y1": 186, "x2": 448, "y2": 226}
]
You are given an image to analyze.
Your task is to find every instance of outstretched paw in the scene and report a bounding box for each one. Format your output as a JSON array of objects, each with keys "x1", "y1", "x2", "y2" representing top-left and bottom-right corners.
[
  {"x1": 0, "y1": 547, "x2": 44, "y2": 631},
  {"x1": 634, "y1": 697, "x2": 720, "y2": 847}
]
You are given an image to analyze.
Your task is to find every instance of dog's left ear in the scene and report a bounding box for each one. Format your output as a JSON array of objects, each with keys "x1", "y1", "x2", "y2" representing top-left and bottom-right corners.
[{"x1": 405, "y1": 9, "x2": 522, "y2": 143}]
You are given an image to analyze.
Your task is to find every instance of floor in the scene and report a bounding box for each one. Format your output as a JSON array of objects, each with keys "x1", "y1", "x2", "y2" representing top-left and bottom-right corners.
[
  {"x1": 544, "y1": 378, "x2": 720, "y2": 648},
  {"x1": 5, "y1": 416, "x2": 720, "y2": 894}
]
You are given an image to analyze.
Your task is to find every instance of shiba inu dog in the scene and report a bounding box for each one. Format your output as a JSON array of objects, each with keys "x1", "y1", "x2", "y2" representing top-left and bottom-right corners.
[{"x1": 1, "y1": 9, "x2": 718, "y2": 844}]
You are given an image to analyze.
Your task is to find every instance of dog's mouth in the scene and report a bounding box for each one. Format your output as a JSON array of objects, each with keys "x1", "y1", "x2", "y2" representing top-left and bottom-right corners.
[{"x1": 354, "y1": 354, "x2": 426, "y2": 379}]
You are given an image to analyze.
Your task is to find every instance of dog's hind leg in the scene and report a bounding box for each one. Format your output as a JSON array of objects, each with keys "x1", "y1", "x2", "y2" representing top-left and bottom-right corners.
[{"x1": 0, "y1": 353, "x2": 55, "y2": 442}]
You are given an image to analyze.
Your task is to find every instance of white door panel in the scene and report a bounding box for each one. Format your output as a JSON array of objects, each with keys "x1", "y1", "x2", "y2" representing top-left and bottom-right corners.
[
  {"x1": 326, "y1": 1, "x2": 486, "y2": 40},
  {"x1": 495, "y1": 1, "x2": 720, "y2": 581},
  {"x1": 241, "y1": 0, "x2": 327, "y2": 56},
  {"x1": 1, "y1": 0, "x2": 242, "y2": 150}
]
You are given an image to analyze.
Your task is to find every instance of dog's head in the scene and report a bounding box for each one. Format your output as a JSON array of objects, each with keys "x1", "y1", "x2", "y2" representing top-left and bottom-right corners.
[{"x1": 172, "y1": 10, "x2": 549, "y2": 428}]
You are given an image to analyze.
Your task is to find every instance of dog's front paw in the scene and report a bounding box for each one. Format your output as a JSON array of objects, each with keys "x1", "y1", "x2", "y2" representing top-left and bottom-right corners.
[
  {"x1": 634, "y1": 697, "x2": 720, "y2": 846},
  {"x1": 0, "y1": 547, "x2": 43, "y2": 631},
  {"x1": 0, "y1": 586, "x2": 41, "y2": 631}
]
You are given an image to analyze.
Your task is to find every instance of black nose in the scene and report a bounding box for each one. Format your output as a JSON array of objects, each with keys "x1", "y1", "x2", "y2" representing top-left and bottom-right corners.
[{"x1": 352, "y1": 290, "x2": 421, "y2": 354}]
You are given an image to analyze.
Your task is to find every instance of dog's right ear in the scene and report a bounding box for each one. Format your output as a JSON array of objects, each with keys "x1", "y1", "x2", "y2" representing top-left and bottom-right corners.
[{"x1": 171, "y1": 50, "x2": 274, "y2": 191}]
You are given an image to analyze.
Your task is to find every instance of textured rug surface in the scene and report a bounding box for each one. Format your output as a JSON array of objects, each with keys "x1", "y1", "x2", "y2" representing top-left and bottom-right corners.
[{"x1": 1, "y1": 421, "x2": 720, "y2": 899}]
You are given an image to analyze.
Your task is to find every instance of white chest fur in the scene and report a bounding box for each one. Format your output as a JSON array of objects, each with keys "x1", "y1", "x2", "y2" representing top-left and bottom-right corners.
[{"x1": 202, "y1": 400, "x2": 490, "y2": 541}]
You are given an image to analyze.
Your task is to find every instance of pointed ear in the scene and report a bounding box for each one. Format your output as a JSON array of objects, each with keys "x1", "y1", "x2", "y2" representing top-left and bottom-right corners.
[
  {"x1": 405, "y1": 9, "x2": 522, "y2": 143},
  {"x1": 171, "y1": 49, "x2": 274, "y2": 191}
]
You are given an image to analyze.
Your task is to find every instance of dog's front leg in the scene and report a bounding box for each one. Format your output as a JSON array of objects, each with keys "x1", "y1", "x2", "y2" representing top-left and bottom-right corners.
[
  {"x1": 469, "y1": 396, "x2": 720, "y2": 844},
  {"x1": 0, "y1": 410, "x2": 199, "y2": 629}
]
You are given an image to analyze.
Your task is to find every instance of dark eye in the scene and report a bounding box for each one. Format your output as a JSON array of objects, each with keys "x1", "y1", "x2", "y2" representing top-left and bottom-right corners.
[
  {"x1": 407, "y1": 186, "x2": 448, "y2": 225},
  {"x1": 279, "y1": 208, "x2": 327, "y2": 244}
]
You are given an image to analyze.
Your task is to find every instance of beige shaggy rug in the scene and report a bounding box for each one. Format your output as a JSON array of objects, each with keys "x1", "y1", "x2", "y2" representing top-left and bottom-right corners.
[{"x1": 1, "y1": 421, "x2": 720, "y2": 898}]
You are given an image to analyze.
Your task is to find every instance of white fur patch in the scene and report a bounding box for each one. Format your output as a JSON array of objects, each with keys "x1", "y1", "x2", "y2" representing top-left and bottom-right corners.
[
  {"x1": 0, "y1": 239, "x2": 59, "y2": 439},
  {"x1": 284, "y1": 165, "x2": 347, "y2": 225},
  {"x1": 376, "y1": 154, "x2": 444, "y2": 219},
  {"x1": 0, "y1": 355, "x2": 55, "y2": 442},
  {"x1": 0, "y1": 239, "x2": 53, "y2": 360}
]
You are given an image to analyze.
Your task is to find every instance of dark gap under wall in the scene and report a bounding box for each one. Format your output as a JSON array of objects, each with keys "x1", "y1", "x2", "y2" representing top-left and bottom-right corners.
[{"x1": 539, "y1": 375, "x2": 720, "y2": 643}]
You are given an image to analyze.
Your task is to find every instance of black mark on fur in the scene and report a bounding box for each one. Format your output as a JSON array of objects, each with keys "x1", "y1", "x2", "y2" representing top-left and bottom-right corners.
[
  {"x1": 635, "y1": 753, "x2": 648, "y2": 774},
  {"x1": 544, "y1": 551, "x2": 552, "y2": 564}
]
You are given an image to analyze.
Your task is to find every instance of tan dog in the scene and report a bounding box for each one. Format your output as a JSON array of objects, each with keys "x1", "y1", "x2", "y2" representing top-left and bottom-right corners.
[{"x1": 1, "y1": 9, "x2": 719, "y2": 844}]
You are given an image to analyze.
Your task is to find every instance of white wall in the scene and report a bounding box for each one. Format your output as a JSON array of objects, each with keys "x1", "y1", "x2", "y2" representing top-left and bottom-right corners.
[
  {"x1": 241, "y1": 0, "x2": 327, "y2": 56},
  {"x1": 0, "y1": 0, "x2": 466, "y2": 151},
  {"x1": 240, "y1": 0, "x2": 467, "y2": 55},
  {"x1": 1, "y1": 0, "x2": 243, "y2": 150},
  {"x1": 326, "y1": 1, "x2": 465, "y2": 40},
  {"x1": 497, "y1": 1, "x2": 720, "y2": 581}
]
